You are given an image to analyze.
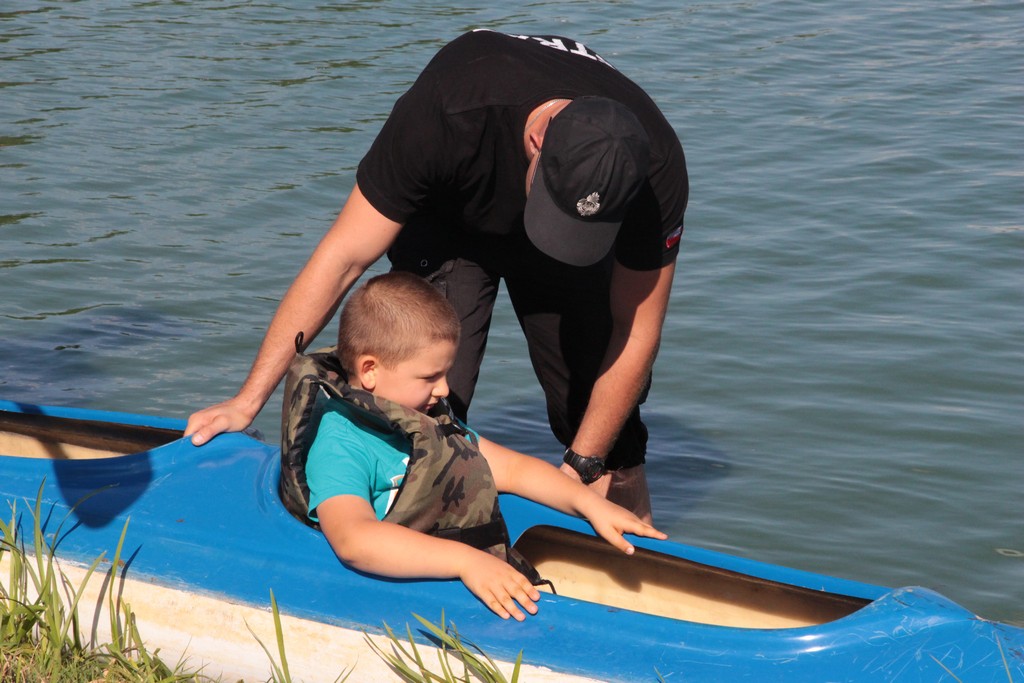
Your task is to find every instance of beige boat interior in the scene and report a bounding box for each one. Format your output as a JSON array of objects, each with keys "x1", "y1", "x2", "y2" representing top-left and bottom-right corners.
[
  {"x1": 514, "y1": 525, "x2": 870, "y2": 629},
  {"x1": 0, "y1": 410, "x2": 182, "y2": 460}
]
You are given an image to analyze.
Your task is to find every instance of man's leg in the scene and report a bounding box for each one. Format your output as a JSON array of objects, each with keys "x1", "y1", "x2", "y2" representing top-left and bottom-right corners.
[
  {"x1": 505, "y1": 260, "x2": 653, "y2": 519},
  {"x1": 387, "y1": 219, "x2": 499, "y2": 420}
]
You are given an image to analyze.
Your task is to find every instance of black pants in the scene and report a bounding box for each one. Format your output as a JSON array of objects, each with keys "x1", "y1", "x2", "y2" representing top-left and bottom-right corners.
[{"x1": 388, "y1": 217, "x2": 648, "y2": 470}]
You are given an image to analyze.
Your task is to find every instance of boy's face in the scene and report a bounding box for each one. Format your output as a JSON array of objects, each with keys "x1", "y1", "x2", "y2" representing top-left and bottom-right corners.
[{"x1": 365, "y1": 340, "x2": 457, "y2": 413}]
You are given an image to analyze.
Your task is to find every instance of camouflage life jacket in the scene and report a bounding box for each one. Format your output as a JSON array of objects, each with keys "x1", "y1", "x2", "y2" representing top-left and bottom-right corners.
[{"x1": 279, "y1": 335, "x2": 542, "y2": 584}]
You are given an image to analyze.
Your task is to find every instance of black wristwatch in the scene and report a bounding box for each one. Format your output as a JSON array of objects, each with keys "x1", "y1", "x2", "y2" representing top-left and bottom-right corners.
[{"x1": 563, "y1": 447, "x2": 607, "y2": 484}]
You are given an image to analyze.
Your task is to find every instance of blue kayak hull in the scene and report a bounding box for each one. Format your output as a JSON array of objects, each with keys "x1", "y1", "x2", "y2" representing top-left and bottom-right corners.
[{"x1": 1, "y1": 400, "x2": 1021, "y2": 682}]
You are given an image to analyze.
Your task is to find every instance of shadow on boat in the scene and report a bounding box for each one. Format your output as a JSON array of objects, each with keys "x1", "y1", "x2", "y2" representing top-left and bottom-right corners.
[{"x1": 0, "y1": 401, "x2": 181, "y2": 527}]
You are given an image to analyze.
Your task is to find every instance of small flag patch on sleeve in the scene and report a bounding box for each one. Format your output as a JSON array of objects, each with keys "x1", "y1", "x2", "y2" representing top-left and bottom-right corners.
[{"x1": 665, "y1": 225, "x2": 683, "y2": 249}]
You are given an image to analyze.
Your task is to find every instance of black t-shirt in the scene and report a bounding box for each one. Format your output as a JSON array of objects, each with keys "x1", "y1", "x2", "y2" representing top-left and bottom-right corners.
[{"x1": 357, "y1": 30, "x2": 688, "y2": 270}]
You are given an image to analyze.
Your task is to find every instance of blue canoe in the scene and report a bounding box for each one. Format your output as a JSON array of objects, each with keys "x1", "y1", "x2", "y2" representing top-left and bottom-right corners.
[{"x1": 1, "y1": 399, "x2": 1021, "y2": 682}]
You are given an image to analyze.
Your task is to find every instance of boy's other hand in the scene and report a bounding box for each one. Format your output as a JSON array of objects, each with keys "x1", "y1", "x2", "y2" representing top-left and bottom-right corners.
[{"x1": 459, "y1": 552, "x2": 541, "y2": 621}]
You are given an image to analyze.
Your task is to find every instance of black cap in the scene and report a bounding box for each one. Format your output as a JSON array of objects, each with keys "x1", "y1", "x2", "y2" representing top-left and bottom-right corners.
[{"x1": 525, "y1": 97, "x2": 650, "y2": 267}]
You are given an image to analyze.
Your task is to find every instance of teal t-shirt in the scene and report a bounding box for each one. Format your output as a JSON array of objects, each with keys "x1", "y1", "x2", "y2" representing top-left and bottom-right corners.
[{"x1": 305, "y1": 399, "x2": 411, "y2": 522}]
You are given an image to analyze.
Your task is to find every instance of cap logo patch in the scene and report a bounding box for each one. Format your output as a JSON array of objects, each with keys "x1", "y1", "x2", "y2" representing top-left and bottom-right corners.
[{"x1": 576, "y1": 192, "x2": 601, "y2": 217}]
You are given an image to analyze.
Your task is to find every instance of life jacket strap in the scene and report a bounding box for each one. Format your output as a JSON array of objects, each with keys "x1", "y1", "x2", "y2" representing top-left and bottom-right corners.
[{"x1": 433, "y1": 519, "x2": 509, "y2": 551}]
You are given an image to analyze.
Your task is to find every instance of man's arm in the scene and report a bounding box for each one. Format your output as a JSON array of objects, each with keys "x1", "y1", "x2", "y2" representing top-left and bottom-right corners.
[
  {"x1": 561, "y1": 260, "x2": 676, "y2": 484},
  {"x1": 185, "y1": 184, "x2": 403, "y2": 445},
  {"x1": 317, "y1": 495, "x2": 541, "y2": 621}
]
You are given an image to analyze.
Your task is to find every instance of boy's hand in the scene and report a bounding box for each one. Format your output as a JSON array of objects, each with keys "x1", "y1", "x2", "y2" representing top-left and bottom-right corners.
[
  {"x1": 583, "y1": 496, "x2": 668, "y2": 555},
  {"x1": 459, "y1": 551, "x2": 541, "y2": 621}
]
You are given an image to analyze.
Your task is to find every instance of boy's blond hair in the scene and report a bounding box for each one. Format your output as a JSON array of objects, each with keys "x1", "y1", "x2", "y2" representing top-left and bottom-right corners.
[{"x1": 337, "y1": 272, "x2": 460, "y2": 373}]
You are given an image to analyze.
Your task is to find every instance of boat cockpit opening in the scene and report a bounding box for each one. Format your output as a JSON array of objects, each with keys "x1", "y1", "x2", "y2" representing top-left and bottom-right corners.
[
  {"x1": 0, "y1": 411, "x2": 182, "y2": 460},
  {"x1": 513, "y1": 525, "x2": 870, "y2": 629}
]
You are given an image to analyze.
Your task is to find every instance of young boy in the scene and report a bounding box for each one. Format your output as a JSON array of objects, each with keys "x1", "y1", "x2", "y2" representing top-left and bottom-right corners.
[{"x1": 305, "y1": 272, "x2": 666, "y2": 621}]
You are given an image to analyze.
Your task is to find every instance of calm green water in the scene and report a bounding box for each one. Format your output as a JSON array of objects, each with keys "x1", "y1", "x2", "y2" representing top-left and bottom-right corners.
[{"x1": 2, "y1": 1, "x2": 1021, "y2": 624}]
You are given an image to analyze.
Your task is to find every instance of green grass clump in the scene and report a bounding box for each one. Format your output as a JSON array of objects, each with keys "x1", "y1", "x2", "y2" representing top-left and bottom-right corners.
[
  {"x1": 247, "y1": 589, "x2": 351, "y2": 683},
  {"x1": 367, "y1": 612, "x2": 522, "y2": 683},
  {"x1": 0, "y1": 486, "x2": 208, "y2": 682}
]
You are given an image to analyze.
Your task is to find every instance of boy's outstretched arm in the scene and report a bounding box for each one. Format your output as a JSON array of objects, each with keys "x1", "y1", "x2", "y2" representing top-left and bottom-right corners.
[
  {"x1": 478, "y1": 437, "x2": 668, "y2": 554},
  {"x1": 316, "y1": 495, "x2": 542, "y2": 621}
]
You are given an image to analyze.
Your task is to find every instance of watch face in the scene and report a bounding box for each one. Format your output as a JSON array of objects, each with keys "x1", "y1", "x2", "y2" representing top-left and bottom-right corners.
[
  {"x1": 565, "y1": 450, "x2": 605, "y2": 483},
  {"x1": 579, "y1": 457, "x2": 605, "y2": 483}
]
